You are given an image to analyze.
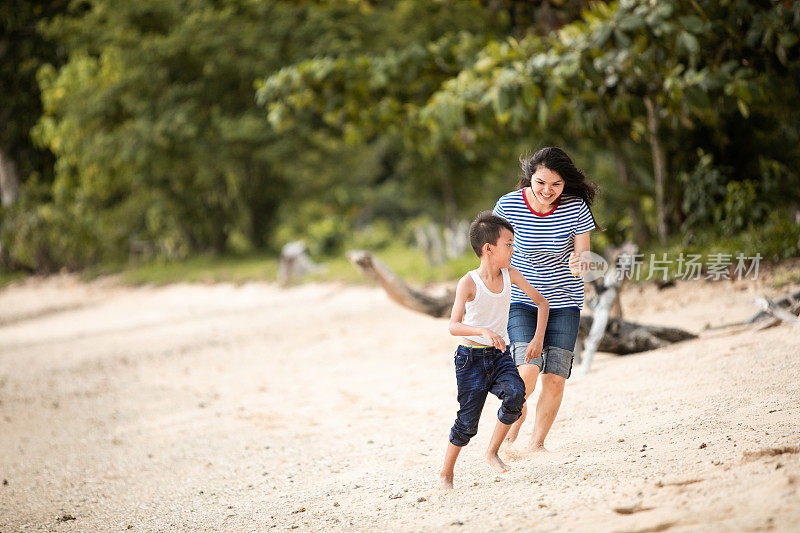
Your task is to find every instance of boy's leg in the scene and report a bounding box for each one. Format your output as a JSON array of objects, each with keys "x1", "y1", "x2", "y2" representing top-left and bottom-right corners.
[
  {"x1": 441, "y1": 350, "x2": 489, "y2": 488},
  {"x1": 449, "y1": 385, "x2": 490, "y2": 448},
  {"x1": 487, "y1": 354, "x2": 525, "y2": 468},
  {"x1": 439, "y1": 443, "x2": 462, "y2": 489},
  {"x1": 485, "y1": 420, "x2": 513, "y2": 472}
]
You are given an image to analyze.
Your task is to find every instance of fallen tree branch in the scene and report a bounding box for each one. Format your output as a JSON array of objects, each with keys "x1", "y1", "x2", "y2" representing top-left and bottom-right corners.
[
  {"x1": 745, "y1": 289, "x2": 800, "y2": 325},
  {"x1": 347, "y1": 250, "x2": 697, "y2": 356},
  {"x1": 579, "y1": 267, "x2": 620, "y2": 373},
  {"x1": 754, "y1": 295, "x2": 800, "y2": 327},
  {"x1": 346, "y1": 250, "x2": 454, "y2": 317},
  {"x1": 578, "y1": 315, "x2": 697, "y2": 354}
]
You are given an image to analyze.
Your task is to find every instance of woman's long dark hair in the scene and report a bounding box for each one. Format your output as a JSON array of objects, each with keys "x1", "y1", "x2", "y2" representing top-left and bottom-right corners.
[{"x1": 517, "y1": 147, "x2": 603, "y2": 230}]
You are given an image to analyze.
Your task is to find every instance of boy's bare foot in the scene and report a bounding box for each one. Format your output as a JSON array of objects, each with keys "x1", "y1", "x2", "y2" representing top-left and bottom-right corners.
[
  {"x1": 439, "y1": 472, "x2": 454, "y2": 489},
  {"x1": 528, "y1": 442, "x2": 548, "y2": 453},
  {"x1": 485, "y1": 452, "x2": 510, "y2": 473}
]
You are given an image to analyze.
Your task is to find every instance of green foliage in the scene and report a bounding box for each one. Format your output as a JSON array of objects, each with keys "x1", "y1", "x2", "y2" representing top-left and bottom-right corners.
[
  {"x1": 3, "y1": 0, "x2": 800, "y2": 278},
  {"x1": 28, "y1": 0, "x2": 300, "y2": 267},
  {"x1": 260, "y1": 0, "x2": 800, "y2": 249},
  {"x1": 0, "y1": 1, "x2": 68, "y2": 188},
  {"x1": 647, "y1": 207, "x2": 800, "y2": 271}
]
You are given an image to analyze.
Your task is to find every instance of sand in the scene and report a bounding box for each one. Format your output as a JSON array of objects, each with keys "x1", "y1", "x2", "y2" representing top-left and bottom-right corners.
[{"x1": 0, "y1": 272, "x2": 798, "y2": 532}]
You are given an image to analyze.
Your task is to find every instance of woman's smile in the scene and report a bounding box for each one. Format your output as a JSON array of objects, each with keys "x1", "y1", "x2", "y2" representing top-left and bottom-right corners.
[
  {"x1": 529, "y1": 166, "x2": 564, "y2": 208},
  {"x1": 539, "y1": 192, "x2": 556, "y2": 201}
]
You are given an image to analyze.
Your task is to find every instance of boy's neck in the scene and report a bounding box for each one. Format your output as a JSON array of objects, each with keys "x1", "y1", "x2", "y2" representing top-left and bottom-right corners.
[{"x1": 476, "y1": 260, "x2": 503, "y2": 278}]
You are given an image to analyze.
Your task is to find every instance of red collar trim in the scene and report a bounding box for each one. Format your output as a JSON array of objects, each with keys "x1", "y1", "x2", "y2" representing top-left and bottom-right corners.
[{"x1": 522, "y1": 188, "x2": 560, "y2": 217}]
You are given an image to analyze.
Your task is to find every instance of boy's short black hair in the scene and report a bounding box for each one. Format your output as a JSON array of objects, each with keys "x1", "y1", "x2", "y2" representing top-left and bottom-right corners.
[{"x1": 469, "y1": 211, "x2": 514, "y2": 257}]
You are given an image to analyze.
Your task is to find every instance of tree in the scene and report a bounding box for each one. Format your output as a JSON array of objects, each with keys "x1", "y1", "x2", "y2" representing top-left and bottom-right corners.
[{"x1": 8, "y1": 0, "x2": 507, "y2": 271}]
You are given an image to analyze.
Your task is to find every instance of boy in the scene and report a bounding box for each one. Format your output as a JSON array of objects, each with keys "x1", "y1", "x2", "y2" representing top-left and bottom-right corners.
[{"x1": 440, "y1": 211, "x2": 549, "y2": 489}]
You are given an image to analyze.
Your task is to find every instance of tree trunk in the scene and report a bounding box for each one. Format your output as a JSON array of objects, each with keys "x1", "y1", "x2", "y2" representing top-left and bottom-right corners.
[
  {"x1": 644, "y1": 96, "x2": 667, "y2": 244},
  {"x1": 0, "y1": 146, "x2": 20, "y2": 207},
  {"x1": 612, "y1": 146, "x2": 650, "y2": 244},
  {"x1": 441, "y1": 173, "x2": 457, "y2": 228}
]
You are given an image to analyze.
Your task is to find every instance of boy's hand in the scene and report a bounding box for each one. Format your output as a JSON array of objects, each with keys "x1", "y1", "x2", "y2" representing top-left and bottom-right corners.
[
  {"x1": 481, "y1": 328, "x2": 506, "y2": 351},
  {"x1": 568, "y1": 252, "x2": 583, "y2": 277},
  {"x1": 524, "y1": 338, "x2": 544, "y2": 363}
]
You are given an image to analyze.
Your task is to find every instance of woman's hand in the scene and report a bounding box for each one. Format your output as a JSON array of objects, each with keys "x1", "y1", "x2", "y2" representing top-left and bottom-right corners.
[
  {"x1": 568, "y1": 251, "x2": 583, "y2": 277},
  {"x1": 570, "y1": 232, "x2": 591, "y2": 277},
  {"x1": 524, "y1": 336, "x2": 544, "y2": 363}
]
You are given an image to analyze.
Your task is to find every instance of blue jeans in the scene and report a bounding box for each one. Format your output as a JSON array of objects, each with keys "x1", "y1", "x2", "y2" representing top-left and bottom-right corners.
[
  {"x1": 449, "y1": 346, "x2": 525, "y2": 447},
  {"x1": 507, "y1": 304, "x2": 580, "y2": 378}
]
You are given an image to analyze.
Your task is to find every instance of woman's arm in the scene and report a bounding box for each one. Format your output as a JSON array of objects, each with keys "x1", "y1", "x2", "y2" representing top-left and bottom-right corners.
[{"x1": 568, "y1": 232, "x2": 591, "y2": 277}]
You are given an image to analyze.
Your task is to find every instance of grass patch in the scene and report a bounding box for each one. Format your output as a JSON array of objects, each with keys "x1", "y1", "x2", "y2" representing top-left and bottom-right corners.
[
  {"x1": 0, "y1": 270, "x2": 28, "y2": 288},
  {"x1": 67, "y1": 244, "x2": 476, "y2": 287},
  {"x1": 627, "y1": 217, "x2": 800, "y2": 284},
  {"x1": 767, "y1": 263, "x2": 800, "y2": 289},
  {"x1": 15, "y1": 221, "x2": 793, "y2": 289},
  {"x1": 115, "y1": 253, "x2": 279, "y2": 286},
  {"x1": 304, "y1": 243, "x2": 476, "y2": 285}
]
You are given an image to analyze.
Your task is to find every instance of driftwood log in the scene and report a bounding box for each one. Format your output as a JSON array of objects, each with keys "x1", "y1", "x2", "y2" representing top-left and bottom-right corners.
[
  {"x1": 579, "y1": 242, "x2": 640, "y2": 372},
  {"x1": 347, "y1": 250, "x2": 455, "y2": 317},
  {"x1": 278, "y1": 241, "x2": 322, "y2": 285},
  {"x1": 579, "y1": 267, "x2": 623, "y2": 373},
  {"x1": 753, "y1": 294, "x2": 800, "y2": 329},
  {"x1": 346, "y1": 249, "x2": 697, "y2": 356},
  {"x1": 707, "y1": 289, "x2": 800, "y2": 331},
  {"x1": 578, "y1": 315, "x2": 697, "y2": 354}
]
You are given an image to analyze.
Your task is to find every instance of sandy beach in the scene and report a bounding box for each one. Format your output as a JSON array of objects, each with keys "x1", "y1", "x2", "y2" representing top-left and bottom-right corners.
[{"x1": 1, "y1": 273, "x2": 798, "y2": 532}]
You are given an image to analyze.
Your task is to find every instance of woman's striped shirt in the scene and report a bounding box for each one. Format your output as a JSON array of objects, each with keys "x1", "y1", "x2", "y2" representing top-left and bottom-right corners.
[{"x1": 493, "y1": 190, "x2": 595, "y2": 310}]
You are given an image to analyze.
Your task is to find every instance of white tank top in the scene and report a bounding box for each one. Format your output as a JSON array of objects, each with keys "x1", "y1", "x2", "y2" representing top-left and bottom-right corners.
[{"x1": 462, "y1": 268, "x2": 511, "y2": 345}]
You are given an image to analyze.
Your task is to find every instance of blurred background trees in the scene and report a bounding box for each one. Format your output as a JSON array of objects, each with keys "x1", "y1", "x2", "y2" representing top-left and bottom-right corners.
[{"x1": 1, "y1": 0, "x2": 799, "y2": 275}]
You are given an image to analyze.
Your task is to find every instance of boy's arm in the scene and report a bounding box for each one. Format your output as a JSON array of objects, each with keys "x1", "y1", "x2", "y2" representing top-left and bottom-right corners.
[
  {"x1": 449, "y1": 275, "x2": 506, "y2": 350},
  {"x1": 508, "y1": 267, "x2": 549, "y2": 363}
]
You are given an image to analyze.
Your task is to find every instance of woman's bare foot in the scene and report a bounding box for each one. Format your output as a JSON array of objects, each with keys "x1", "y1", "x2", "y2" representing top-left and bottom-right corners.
[
  {"x1": 439, "y1": 472, "x2": 454, "y2": 489},
  {"x1": 485, "y1": 452, "x2": 510, "y2": 473}
]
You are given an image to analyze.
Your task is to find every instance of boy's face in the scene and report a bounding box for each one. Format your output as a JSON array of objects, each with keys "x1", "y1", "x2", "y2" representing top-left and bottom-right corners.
[{"x1": 491, "y1": 228, "x2": 514, "y2": 267}]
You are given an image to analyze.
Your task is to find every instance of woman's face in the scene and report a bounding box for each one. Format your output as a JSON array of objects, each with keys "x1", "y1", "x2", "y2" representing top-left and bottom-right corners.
[{"x1": 530, "y1": 166, "x2": 564, "y2": 206}]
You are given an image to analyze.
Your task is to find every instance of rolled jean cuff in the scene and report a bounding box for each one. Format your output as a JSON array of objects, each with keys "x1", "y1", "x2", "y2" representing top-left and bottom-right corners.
[
  {"x1": 511, "y1": 341, "x2": 543, "y2": 368},
  {"x1": 497, "y1": 405, "x2": 522, "y2": 425},
  {"x1": 448, "y1": 428, "x2": 471, "y2": 447},
  {"x1": 542, "y1": 345, "x2": 575, "y2": 379}
]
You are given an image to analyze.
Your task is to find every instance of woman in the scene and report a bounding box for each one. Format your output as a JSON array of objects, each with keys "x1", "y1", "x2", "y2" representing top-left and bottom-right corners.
[{"x1": 492, "y1": 146, "x2": 600, "y2": 449}]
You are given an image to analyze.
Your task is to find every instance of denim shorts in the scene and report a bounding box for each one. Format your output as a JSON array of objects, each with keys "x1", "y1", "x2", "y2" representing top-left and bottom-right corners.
[
  {"x1": 507, "y1": 304, "x2": 580, "y2": 379},
  {"x1": 448, "y1": 345, "x2": 525, "y2": 447}
]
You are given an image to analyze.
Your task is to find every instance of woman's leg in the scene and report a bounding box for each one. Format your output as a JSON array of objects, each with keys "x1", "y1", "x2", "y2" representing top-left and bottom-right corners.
[
  {"x1": 528, "y1": 307, "x2": 580, "y2": 450},
  {"x1": 529, "y1": 372, "x2": 565, "y2": 450},
  {"x1": 505, "y1": 303, "x2": 544, "y2": 443}
]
